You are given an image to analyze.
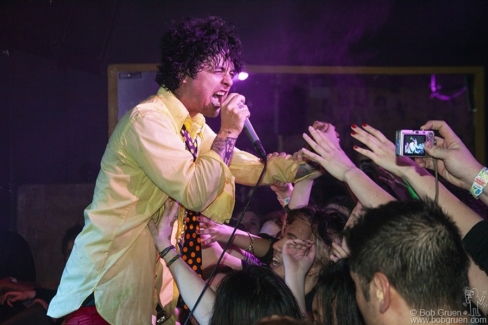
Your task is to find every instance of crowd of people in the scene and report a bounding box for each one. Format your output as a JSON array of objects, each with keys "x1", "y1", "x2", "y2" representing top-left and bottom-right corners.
[{"x1": 1, "y1": 15, "x2": 487, "y2": 325}]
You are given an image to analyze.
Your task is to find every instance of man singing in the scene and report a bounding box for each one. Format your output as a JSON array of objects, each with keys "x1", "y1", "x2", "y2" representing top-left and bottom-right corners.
[{"x1": 48, "y1": 16, "x2": 316, "y2": 324}]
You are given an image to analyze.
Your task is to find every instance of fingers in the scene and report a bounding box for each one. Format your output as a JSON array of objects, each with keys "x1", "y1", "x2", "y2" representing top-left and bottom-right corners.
[
  {"x1": 200, "y1": 237, "x2": 215, "y2": 246},
  {"x1": 308, "y1": 126, "x2": 336, "y2": 148},
  {"x1": 162, "y1": 199, "x2": 179, "y2": 219},
  {"x1": 351, "y1": 123, "x2": 394, "y2": 153},
  {"x1": 331, "y1": 242, "x2": 350, "y2": 259},
  {"x1": 270, "y1": 180, "x2": 293, "y2": 194},
  {"x1": 196, "y1": 227, "x2": 215, "y2": 236},
  {"x1": 300, "y1": 147, "x2": 322, "y2": 166},
  {"x1": 312, "y1": 121, "x2": 330, "y2": 133},
  {"x1": 420, "y1": 120, "x2": 454, "y2": 137},
  {"x1": 302, "y1": 128, "x2": 334, "y2": 158},
  {"x1": 283, "y1": 239, "x2": 314, "y2": 254},
  {"x1": 219, "y1": 93, "x2": 250, "y2": 135},
  {"x1": 2, "y1": 292, "x2": 19, "y2": 307},
  {"x1": 357, "y1": 123, "x2": 390, "y2": 143},
  {"x1": 272, "y1": 179, "x2": 287, "y2": 187},
  {"x1": 147, "y1": 219, "x2": 157, "y2": 237},
  {"x1": 421, "y1": 120, "x2": 465, "y2": 148},
  {"x1": 197, "y1": 215, "x2": 215, "y2": 228},
  {"x1": 223, "y1": 93, "x2": 249, "y2": 117},
  {"x1": 266, "y1": 152, "x2": 289, "y2": 159},
  {"x1": 224, "y1": 93, "x2": 246, "y2": 107}
]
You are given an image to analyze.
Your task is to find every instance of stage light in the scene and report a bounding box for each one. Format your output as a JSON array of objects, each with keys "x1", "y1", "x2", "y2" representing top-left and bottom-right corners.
[{"x1": 237, "y1": 72, "x2": 249, "y2": 81}]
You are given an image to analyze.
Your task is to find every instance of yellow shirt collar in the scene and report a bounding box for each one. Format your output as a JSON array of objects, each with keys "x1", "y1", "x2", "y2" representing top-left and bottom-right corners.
[{"x1": 156, "y1": 87, "x2": 205, "y2": 140}]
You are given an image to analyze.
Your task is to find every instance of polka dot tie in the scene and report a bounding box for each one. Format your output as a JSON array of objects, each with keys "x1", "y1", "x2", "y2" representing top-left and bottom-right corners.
[
  {"x1": 178, "y1": 125, "x2": 203, "y2": 310},
  {"x1": 180, "y1": 210, "x2": 203, "y2": 275}
]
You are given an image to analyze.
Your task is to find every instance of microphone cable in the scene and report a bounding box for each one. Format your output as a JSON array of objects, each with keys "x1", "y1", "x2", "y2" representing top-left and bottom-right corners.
[{"x1": 183, "y1": 159, "x2": 268, "y2": 325}]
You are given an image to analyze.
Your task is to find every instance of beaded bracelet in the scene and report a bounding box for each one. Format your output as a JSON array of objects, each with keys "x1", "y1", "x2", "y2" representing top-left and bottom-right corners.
[
  {"x1": 166, "y1": 254, "x2": 182, "y2": 268},
  {"x1": 159, "y1": 245, "x2": 175, "y2": 259},
  {"x1": 470, "y1": 167, "x2": 488, "y2": 199}
]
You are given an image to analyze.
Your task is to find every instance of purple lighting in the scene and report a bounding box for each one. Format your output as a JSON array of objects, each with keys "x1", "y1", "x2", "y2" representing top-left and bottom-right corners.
[{"x1": 237, "y1": 72, "x2": 249, "y2": 81}]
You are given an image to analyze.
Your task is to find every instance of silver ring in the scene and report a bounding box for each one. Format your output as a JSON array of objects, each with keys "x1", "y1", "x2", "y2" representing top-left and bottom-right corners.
[{"x1": 238, "y1": 102, "x2": 245, "y2": 109}]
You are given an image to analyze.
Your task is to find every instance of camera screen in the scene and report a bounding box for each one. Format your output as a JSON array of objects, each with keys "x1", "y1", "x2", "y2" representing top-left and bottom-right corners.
[{"x1": 403, "y1": 134, "x2": 426, "y2": 156}]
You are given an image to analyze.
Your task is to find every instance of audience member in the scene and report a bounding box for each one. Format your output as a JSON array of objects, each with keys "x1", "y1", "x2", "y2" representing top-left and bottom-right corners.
[
  {"x1": 230, "y1": 208, "x2": 262, "y2": 235},
  {"x1": 149, "y1": 200, "x2": 303, "y2": 325},
  {"x1": 260, "y1": 210, "x2": 286, "y2": 238},
  {"x1": 256, "y1": 315, "x2": 313, "y2": 325},
  {"x1": 331, "y1": 122, "x2": 488, "y2": 314},
  {"x1": 324, "y1": 195, "x2": 355, "y2": 217},
  {"x1": 271, "y1": 206, "x2": 347, "y2": 316},
  {"x1": 312, "y1": 259, "x2": 364, "y2": 325},
  {"x1": 0, "y1": 230, "x2": 36, "y2": 323},
  {"x1": 346, "y1": 199, "x2": 470, "y2": 325},
  {"x1": 0, "y1": 230, "x2": 36, "y2": 282},
  {"x1": 348, "y1": 123, "x2": 487, "y2": 261},
  {"x1": 0, "y1": 225, "x2": 83, "y2": 325}
]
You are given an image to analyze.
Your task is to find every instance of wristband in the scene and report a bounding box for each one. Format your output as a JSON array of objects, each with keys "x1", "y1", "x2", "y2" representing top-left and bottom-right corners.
[
  {"x1": 159, "y1": 245, "x2": 175, "y2": 259},
  {"x1": 470, "y1": 167, "x2": 488, "y2": 199},
  {"x1": 166, "y1": 254, "x2": 181, "y2": 268}
]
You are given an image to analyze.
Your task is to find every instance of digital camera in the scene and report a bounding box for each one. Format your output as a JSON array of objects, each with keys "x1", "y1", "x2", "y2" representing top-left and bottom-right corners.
[{"x1": 395, "y1": 130, "x2": 434, "y2": 157}]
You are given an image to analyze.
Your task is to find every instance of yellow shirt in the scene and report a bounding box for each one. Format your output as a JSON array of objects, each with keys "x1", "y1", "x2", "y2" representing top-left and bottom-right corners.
[{"x1": 47, "y1": 88, "x2": 302, "y2": 324}]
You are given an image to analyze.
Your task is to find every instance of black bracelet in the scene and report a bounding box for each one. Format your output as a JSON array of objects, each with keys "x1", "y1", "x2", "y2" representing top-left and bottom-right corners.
[
  {"x1": 166, "y1": 254, "x2": 182, "y2": 268},
  {"x1": 159, "y1": 245, "x2": 175, "y2": 259}
]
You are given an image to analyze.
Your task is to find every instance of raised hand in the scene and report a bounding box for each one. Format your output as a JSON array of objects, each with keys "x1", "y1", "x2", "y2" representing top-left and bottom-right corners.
[
  {"x1": 415, "y1": 120, "x2": 484, "y2": 191},
  {"x1": 282, "y1": 239, "x2": 315, "y2": 277},
  {"x1": 330, "y1": 242, "x2": 350, "y2": 263},
  {"x1": 148, "y1": 199, "x2": 179, "y2": 252},
  {"x1": 218, "y1": 93, "x2": 250, "y2": 137},
  {"x1": 197, "y1": 215, "x2": 234, "y2": 246},
  {"x1": 350, "y1": 123, "x2": 416, "y2": 177},
  {"x1": 302, "y1": 126, "x2": 356, "y2": 181}
]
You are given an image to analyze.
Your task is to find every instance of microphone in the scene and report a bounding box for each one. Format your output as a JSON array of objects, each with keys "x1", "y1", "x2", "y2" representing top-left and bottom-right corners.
[{"x1": 244, "y1": 118, "x2": 267, "y2": 162}]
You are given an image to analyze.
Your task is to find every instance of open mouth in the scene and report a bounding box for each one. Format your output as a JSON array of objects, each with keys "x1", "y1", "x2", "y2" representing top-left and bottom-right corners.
[
  {"x1": 211, "y1": 91, "x2": 226, "y2": 107},
  {"x1": 270, "y1": 256, "x2": 282, "y2": 268}
]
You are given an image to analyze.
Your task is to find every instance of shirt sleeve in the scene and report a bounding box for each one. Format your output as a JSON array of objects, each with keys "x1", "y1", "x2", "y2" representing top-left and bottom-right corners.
[
  {"x1": 463, "y1": 220, "x2": 488, "y2": 273},
  {"x1": 123, "y1": 106, "x2": 233, "y2": 216},
  {"x1": 228, "y1": 148, "x2": 301, "y2": 186}
]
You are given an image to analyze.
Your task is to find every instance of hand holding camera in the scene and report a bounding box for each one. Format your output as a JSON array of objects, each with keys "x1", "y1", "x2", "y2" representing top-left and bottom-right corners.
[
  {"x1": 395, "y1": 130, "x2": 435, "y2": 158},
  {"x1": 414, "y1": 120, "x2": 484, "y2": 192}
]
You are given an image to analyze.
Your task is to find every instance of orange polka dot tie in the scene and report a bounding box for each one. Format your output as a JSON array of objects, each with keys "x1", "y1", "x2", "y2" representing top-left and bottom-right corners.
[
  {"x1": 178, "y1": 210, "x2": 203, "y2": 310},
  {"x1": 178, "y1": 126, "x2": 203, "y2": 310},
  {"x1": 181, "y1": 210, "x2": 203, "y2": 274}
]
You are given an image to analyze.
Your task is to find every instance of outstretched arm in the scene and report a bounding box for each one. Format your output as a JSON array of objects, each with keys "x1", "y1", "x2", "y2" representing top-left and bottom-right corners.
[
  {"x1": 282, "y1": 239, "x2": 315, "y2": 318},
  {"x1": 301, "y1": 125, "x2": 395, "y2": 208},
  {"x1": 350, "y1": 123, "x2": 488, "y2": 313},
  {"x1": 350, "y1": 123, "x2": 483, "y2": 236},
  {"x1": 148, "y1": 200, "x2": 214, "y2": 325},
  {"x1": 197, "y1": 216, "x2": 271, "y2": 258}
]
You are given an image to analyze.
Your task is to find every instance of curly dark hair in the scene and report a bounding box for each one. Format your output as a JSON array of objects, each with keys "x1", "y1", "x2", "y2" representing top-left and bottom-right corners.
[{"x1": 155, "y1": 16, "x2": 244, "y2": 92}]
